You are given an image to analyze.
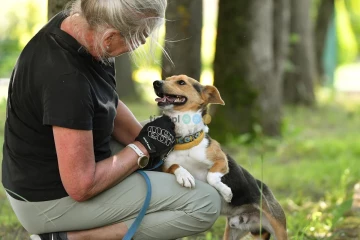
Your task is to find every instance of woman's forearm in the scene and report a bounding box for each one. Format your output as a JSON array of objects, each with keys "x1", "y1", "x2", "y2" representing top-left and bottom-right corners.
[{"x1": 75, "y1": 141, "x2": 148, "y2": 202}]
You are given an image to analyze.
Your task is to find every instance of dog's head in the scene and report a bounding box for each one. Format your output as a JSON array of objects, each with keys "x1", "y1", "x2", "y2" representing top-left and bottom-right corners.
[{"x1": 153, "y1": 75, "x2": 225, "y2": 112}]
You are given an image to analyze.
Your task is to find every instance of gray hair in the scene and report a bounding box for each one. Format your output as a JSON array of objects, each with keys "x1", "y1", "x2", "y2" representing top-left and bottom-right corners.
[{"x1": 68, "y1": 0, "x2": 167, "y2": 63}]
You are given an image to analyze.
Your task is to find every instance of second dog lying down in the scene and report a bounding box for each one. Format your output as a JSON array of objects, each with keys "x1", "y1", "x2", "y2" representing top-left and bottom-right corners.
[{"x1": 153, "y1": 75, "x2": 287, "y2": 240}]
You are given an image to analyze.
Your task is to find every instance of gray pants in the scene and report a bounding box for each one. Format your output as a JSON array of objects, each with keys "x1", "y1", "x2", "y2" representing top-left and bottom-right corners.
[{"x1": 5, "y1": 140, "x2": 221, "y2": 240}]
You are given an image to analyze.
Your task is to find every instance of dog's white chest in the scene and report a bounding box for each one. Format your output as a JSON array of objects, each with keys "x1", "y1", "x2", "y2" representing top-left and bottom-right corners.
[{"x1": 165, "y1": 138, "x2": 213, "y2": 182}]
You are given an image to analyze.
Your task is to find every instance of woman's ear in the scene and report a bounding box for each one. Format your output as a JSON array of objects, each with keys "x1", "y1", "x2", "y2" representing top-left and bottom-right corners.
[
  {"x1": 201, "y1": 85, "x2": 225, "y2": 105},
  {"x1": 103, "y1": 31, "x2": 117, "y2": 49}
]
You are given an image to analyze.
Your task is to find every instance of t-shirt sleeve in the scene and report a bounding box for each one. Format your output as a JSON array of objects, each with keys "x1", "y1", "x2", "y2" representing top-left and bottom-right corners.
[{"x1": 42, "y1": 71, "x2": 94, "y2": 130}]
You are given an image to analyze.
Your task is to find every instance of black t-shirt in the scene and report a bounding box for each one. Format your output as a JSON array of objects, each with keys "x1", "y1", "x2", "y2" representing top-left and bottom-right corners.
[{"x1": 2, "y1": 12, "x2": 119, "y2": 201}]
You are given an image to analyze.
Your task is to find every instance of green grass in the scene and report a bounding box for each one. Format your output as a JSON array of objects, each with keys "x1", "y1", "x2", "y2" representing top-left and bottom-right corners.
[
  {"x1": 0, "y1": 99, "x2": 30, "y2": 240},
  {"x1": 1, "y1": 94, "x2": 360, "y2": 239}
]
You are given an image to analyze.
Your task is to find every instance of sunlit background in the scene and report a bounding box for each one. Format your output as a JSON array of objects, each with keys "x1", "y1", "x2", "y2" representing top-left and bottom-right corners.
[
  {"x1": 0, "y1": 0, "x2": 219, "y2": 101},
  {"x1": 2, "y1": 1, "x2": 359, "y2": 100}
]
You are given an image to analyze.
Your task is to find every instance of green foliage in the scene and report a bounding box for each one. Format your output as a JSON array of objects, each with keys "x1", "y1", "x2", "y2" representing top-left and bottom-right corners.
[
  {"x1": 0, "y1": 1, "x2": 47, "y2": 78},
  {"x1": 336, "y1": 0, "x2": 359, "y2": 65},
  {"x1": 311, "y1": 0, "x2": 323, "y2": 20},
  {"x1": 0, "y1": 40, "x2": 20, "y2": 78},
  {"x1": 0, "y1": 100, "x2": 6, "y2": 139},
  {"x1": 345, "y1": 0, "x2": 360, "y2": 56}
]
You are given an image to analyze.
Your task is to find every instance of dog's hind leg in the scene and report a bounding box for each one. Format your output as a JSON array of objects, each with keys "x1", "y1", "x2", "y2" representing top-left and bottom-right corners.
[
  {"x1": 250, "y1": 230, "x2": 271, "y2": 240},
  {"x1": 223, "y1": 217, "x2": 249, "y2": 240},
  {"x1": 207, "y1": 160, "x2": 233, "y2": 202},
  {"x1": 206, "y1": 143, "x2": 233, "y2": 202},
  {"x1": 207, "y1": 171, "x2": 232, "y2": 202}
]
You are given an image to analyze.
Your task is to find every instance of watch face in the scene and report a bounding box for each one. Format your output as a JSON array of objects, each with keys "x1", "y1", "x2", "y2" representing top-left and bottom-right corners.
[{"x1": 139, "y1": 156, "x2": 149, "y2": 168}]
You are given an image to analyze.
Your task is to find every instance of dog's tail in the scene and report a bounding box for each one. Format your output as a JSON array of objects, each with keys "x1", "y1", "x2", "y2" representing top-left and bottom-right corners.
[{"x1": 256, "y1": 180, "x2": 288, "y2": 240}]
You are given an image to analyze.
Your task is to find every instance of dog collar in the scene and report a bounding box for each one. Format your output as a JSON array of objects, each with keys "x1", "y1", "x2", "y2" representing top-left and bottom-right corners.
[{"x1": 174, "y1": 130, "x2": 205, "y2": 150}]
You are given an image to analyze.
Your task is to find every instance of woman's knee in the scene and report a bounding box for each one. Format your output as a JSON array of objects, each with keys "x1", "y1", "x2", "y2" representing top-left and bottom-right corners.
[{"x1": 189, "y1": 182, "x2": 222, "y2": 230}]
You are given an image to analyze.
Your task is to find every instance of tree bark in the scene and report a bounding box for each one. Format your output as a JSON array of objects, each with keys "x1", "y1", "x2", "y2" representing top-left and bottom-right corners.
[
  {"x1": 161, "y1": 0, "x2": 202, "y2": 80},
  {"x1": 115, "y1": 55, "x2": 137, "y2": 100},
  {"x1": 272, "y1": 0, "x2": 291, "y2": 132},
  {"x1": 274, "y1": 0, "x2": 291, "y2": 85},
  {"x1": 212, "y1": 0, "x2": 284, "y2": 142},
  {"x1": 48, "y1": 0, "x2": 71, "y2": 19},
  {"x1": 315, "y1": 0, "x2": 335, "y2": 84},
  {"x1": 283, "y1": 0, "x2": 316, "y2": 105}
]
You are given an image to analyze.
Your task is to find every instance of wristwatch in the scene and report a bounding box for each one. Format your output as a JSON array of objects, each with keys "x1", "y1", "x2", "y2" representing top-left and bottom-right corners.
[{"x1": 127, "y1": 143, "x2": 149, "y2": 169}]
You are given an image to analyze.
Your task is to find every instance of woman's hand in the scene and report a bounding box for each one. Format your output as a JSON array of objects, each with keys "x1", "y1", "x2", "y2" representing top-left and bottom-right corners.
[{"x1": 135, "y1": 115, "x2": 176, "y2": 158}]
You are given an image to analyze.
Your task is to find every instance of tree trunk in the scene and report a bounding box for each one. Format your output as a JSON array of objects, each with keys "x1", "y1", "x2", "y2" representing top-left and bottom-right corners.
[
  {"x1": 48, "y1": 0, "x2": 70, "y2": 19},
  {"x1": 274, "y1": 0, "x2": 291, "y2": 85},
  {"x1": 115, "y1": 55, "x2": 137, "y2": 100},
  {"x1": 161, "y1": 0, "x2": 202, "y2": 80},
  {"x1": 212, "y1": 0, "x2": 283, "y2": 142},
  {"x1": 315, "y1": 0, "x2": 335, "y2": 84},
  {"x1": 283, "y1": 0, "x2": 316, "y2": 105},
  {"x1": 272, "y1": 0, "x2": 291, "y2": 131}
]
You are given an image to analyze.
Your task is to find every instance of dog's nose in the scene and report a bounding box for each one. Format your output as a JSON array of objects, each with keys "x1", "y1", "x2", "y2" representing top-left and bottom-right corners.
[{"x1": 153, "y1": 80, "x2": 163, "y2": 89}]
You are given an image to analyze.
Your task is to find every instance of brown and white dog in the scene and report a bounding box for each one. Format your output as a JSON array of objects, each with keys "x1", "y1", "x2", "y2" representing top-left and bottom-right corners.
[{"x1": 153, "y1": 75, "x2": 287, "y2": 240}]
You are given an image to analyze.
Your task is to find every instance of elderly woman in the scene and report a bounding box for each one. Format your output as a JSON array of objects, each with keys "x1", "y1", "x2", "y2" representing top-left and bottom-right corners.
[{"x1": 1, "y1": 0, "x2": 221, "y2": 239}]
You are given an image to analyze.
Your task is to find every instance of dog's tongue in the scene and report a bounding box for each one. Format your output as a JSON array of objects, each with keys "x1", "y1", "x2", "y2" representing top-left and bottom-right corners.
[
  {"x1": 155, "y1": 96, "x2": 167, "y2": 103},
  {"x1": 155, "y1": 95, "x2": 186, "y2": 103},
  {"x1": 155, "y1": 95, "x2": 176, "y2": 103}
]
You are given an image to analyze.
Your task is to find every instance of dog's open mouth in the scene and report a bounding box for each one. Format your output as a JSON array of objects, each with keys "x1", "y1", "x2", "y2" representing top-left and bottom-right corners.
[{"x1": 155, "y1": 93, "x2": 187, "y2": 106}]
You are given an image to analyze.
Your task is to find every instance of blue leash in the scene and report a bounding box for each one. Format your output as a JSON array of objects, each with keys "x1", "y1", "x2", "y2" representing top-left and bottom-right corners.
[{"x1": 122, "y1": 159, "x2": 164, "y2": 240}]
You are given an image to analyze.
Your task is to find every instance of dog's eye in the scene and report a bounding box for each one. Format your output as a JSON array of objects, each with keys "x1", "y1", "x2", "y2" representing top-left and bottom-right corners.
[{"x1": 177, "y1": 80, "x2": 186, "y2": 85}]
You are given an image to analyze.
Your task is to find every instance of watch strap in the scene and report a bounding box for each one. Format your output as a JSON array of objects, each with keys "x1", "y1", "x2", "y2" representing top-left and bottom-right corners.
[{"x1": 127, "y1": 143, "x2": 145, "y2": 157}]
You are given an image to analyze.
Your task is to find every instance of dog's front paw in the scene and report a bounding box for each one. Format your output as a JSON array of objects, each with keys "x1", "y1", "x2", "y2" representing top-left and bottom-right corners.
[
  {"x1": 174, "y1": 167, "x2": 195, "y2": 188},
  {"x1": 220, "y1": 186, "x2": 233, "y2": 202}
]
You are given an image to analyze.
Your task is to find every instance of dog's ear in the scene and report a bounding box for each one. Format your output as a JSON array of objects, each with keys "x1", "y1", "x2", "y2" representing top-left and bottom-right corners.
[{"x1": 201, "y1": 85, "x2": 225, "y2": 105}]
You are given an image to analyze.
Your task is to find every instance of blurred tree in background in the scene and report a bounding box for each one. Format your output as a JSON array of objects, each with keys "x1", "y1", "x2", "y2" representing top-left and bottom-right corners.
[
  {"x1": 273, "y1": 0, "x2": 291, "y2": 90},
  {"x1": 211, "y1": 0, "x2": 290, "y2": 142},
  {"x1": 48, "y1": 0, "x2": 70, "y2": 19},
  {"x1": 345, "y1": 0, "x2": 360, "y2": 55},
  {"x1": 315, "y1": 0, "x2": 335, "y2": 84},
  {"x1": 283, "y1": 0, "x2": 316, "y2": 105},
  {"x1": 161, "y1": 0, "x2": 203, "y2": 80},
  {"x1": 115, "y1": 55, "x2": 138, "y2": 100},
  {"x1": 336, "y1": 0, "x2": 358, "y2": 65}
]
